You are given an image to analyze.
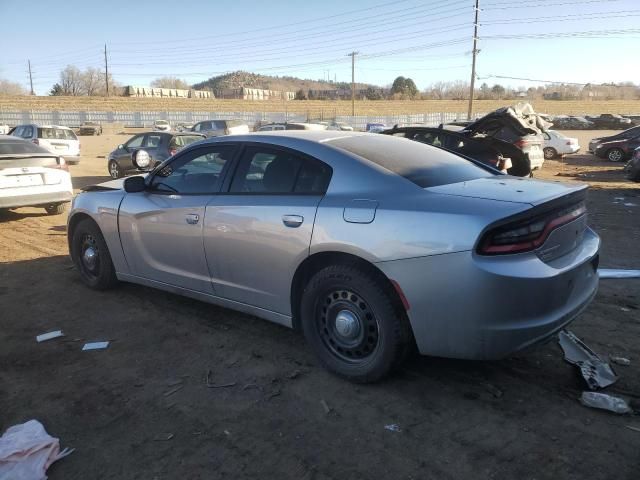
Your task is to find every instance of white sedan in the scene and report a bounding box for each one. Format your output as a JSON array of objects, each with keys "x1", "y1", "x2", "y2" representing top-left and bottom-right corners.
[
  {"x1": 0, "y1": 136, "x2": 73, "y2": 215},
  {"x1": 543, "y1": 130, "x2": 580, "y2": 159}
]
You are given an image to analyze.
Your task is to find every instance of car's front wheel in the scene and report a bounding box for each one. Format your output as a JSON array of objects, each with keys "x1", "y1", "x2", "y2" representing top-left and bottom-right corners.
[
  {"x1": 109, "y1": 160, "x2": 123, "y2": 179},
  {"x1": 70, "y1": 218, "x2": 118, "y2": 290},
  {"x1": 607, "y1": 148, "x2": 625, "y2": 162},
  {"x1": 543, "y1": 147, "x2": 557, "y2": 160},
  {"x1": 301, "y1": 264, "x2": 411, "y2": 383},
  {"x1": 44, "y1": 203, "x2": 66, "y2": 215}
]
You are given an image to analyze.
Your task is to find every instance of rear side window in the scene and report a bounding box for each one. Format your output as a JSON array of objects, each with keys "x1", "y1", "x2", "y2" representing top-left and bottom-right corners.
[
  {"x1": 22, "y1": 126, "x2": 34, "y2": 138},
  {"x1": 329, "y1": 135, "x2": 493, "y2": 188},
  {"x1": 213, "y1": 120, "x2": 226, "y2": 130},
  {"x1": 144, "y1": 134, "x2": 163, "y2": 148},
  {"x1": 62, "y1": 129, "x2": 77, "y2": 140},
  {"x1": 230, "y1": 147, "x2": 331, "y2": 194}
]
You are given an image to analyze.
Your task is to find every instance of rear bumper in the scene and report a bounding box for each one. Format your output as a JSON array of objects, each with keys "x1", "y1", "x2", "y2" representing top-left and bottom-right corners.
[
  {"x1": 377, "y1": 228, "x2": 600, "y2": 360},
  {"x1": 65, "y1": 155, "x2": 81, "y2": 165},
  {"x1": 0, "y1": 190, "x2": 72, "y2": 209}
]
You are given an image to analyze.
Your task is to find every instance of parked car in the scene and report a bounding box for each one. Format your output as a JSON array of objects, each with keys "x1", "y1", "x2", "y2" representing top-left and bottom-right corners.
[
  {"x1": 191, "y1": 119, "x2": 249, "y2": 137},
  {"x1": 257, "y1": 124, "x2": 286, "y2": 132},
  {"x1": 154, "y1": 120, "x2": 171, "y2": 132},
  {"x1": 542, "y1": 130, "x2": 580, "y2": 159},
  {"x1": 365, "y1": 123, "x2": 387, "y2": 133},
  {"x1": 258, "y1": 122, "x2": 327, "y2": 132},
  {"x1": 626, "y1": 147, "x2": 640, "y2": 182},
  {"x1": 381, "y1": 126, "x2": 528, "y2": 175},
  {"x1": 176, "y1": 122, "x2": 194, "y2": 132},
  {"x1": 68, "y1": 131, "x2": 599, "y2": 382},
  {"x1": 592, "y1": 131, "x2": 640, "y2": 162},
  {"x1": 585, "y1": 114, "x2": 632, "y2": 130},
  {"x1": 327, "y1": 121, "x2": 354, "y2": 131},
  {"x1": 0, "y1": 135, "x2": 72, "y2": 215},
  {"x1": 10, "y1": 124, "x2": 81, "y2": 164},
  {"x1": 107, "y1": 131, "x2": 205, "y2": 179},
  {"x1": 625, "y1": 115, "x2": 640, "y2": 127},
  {"x1": 0, "y1": 124, "x2": 10, "y2": 135},
  {"x1": 461, "y1": 105, "x2": 546, "y2": 173},
  {"x1": 551, "y1": 116, "x2": 594, "y2": 130},
  {"x1": 588, "y1": 125, "x2": 640, "y2": 155},
  {"x1": 79, "y1": 122, "x2": 103, "y2": 136}
]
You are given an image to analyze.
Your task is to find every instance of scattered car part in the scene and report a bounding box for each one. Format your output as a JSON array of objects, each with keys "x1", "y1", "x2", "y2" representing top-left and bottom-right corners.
[
  {"x1": 580, "y1": 392, "x2": 632, "y2": 414},
  {"x1": 82, "y1": 341, "x2": 109, "y2": 351},
  {"x1": 598, "y1": 269, "x2": 640, "y2": 279},
  {"x1": 36, "y1": 330, "x2": 64, "y2": 342},
  {"x1": 558, "y1": 330, "x2": 617, "y2": 390},
  {"x1": 610, "y1": 356, "x2": 631, "y2": 366}
]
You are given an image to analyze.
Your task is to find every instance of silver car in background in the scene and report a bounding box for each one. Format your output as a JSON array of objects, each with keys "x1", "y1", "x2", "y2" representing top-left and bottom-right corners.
[{"x1": 67, "y1": 132, "x2": 599, "y2": 382}]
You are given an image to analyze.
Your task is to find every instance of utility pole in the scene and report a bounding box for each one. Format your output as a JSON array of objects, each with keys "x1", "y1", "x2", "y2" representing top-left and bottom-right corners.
[
  {"x1": 467, "y1": 0, "x2": 479, "y2": 120},
  {"x1": 104, "y1": 43, "x2": 110, "y2": 97},
  {"x1": 347, "y1": 51, "x2": 359, "y2": 116},
  {"x1": 28, "y1": 60, "x2": 34, "y2": 95}
]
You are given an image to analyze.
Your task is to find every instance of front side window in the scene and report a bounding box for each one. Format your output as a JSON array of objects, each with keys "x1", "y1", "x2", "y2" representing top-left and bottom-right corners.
[
  {"x1": 150, "y1": 145, "x2": 235, "y2": 194},
  {"x1": 230, "y1": 147, "x2": 331, "y2": 194}
]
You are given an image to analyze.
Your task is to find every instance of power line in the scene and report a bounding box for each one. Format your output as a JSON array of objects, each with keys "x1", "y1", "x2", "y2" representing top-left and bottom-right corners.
[{"x1": 484, "y1": 0, "x2": 622, "y2": 8}]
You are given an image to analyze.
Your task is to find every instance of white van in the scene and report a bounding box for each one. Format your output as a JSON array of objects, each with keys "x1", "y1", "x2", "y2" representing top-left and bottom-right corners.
[{"x1": 10, "y1": 124, "x2": 81, "y2": 164}]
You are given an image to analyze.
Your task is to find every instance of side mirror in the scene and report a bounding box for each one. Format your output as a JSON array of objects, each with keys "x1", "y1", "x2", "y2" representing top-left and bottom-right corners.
[
  {"x1": 123, "y1": 176, "x2": 146, "y2": 193},
  {"x1": 132, "y1": 149, "x2": 151, "y2": 169}
]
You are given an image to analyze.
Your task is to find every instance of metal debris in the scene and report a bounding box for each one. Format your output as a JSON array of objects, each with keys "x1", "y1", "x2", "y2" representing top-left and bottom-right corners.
[
  {"x1": 598, "y1": 269, "x2": 640, "y2": 279},
  {"x1": 36, "y1": 330, "x2": 64, "y2": 342},
  {"x1": 82, "y1": 341, "x2": 109, "y2": 351},
  {"x1": 153, "y1": 433, "x2": 174, "y2": 441},
  {"x1": 205, "y1": 369, "x2": 236, "y2": 388},
  {"x1": 580, "y1": 392, "x2": 632, "y2": 415},
  {"x1": 625, "y1": 425, "x2": 640, "y2": 433},
  {"x1": 320, "y1": 399, "x2": 331, "y2": 414},
  {"x1": 384, "y1": 424, "x2": 402, "y2": 433},
  {"x1": 163, "y1": 385, "x2": 184, "y2": 397},
  {"x1": 558, "y1": 330, "x2": 617, "y2": 390},
  {"x1": 610, "y1": 356, "x2": 631, "y2": 366}
]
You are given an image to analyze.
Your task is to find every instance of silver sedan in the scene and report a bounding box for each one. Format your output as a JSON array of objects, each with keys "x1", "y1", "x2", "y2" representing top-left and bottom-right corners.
[{"x1": 67, "y1": 131, "x2": 600, "y2": 382}]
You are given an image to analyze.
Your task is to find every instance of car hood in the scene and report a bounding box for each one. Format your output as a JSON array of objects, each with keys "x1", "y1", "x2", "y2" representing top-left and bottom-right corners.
[{"x1": 425, "y1": 176, "x2": 587, "y2": 206}]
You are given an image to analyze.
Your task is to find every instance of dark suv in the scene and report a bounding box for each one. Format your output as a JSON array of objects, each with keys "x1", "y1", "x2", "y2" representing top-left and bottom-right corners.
[
  {"x1": 588, "y1": 126, "x2": 640, "y2": 162},
  {"x1": 382, "y1": 126, "x2": 531, "y2": 176},
  {"x1": 107, "y1": 132, "x2": 204, "y2": 178}
]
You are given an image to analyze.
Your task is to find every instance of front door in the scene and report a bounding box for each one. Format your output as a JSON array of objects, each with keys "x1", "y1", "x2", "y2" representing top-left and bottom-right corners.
[
  {"x1": 203, "y1": 144, "x2": 332, "y2": 315},
  {"x1": 118, "y1": 144, "x2": 237, "y2": 293}
]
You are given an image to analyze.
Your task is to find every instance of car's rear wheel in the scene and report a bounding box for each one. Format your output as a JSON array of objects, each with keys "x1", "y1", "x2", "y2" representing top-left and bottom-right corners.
[
  {"x1": 109, "y1": 160, "x2": 123, "y2": 179},
  {"x1": 44, "y1": 203, "x2": 66, "y2": 215},
  {"x1": 543, "y1": 147, "x2": 557, "y2": 160},
  {"x1": 70, "y1": 219, "x2": 118, "y2": 290},
  {"x1": 607, "y1": 148, "x2": 624, "y2": 162},
  {"x1": 300, "y1": 264, "x2": 411, "y2": 383}
]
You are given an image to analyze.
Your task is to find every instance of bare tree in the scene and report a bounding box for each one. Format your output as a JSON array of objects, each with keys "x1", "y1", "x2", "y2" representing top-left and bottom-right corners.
[
  {"x1": 59, "y1": 65, "x2": 84, "y2": 96},
  {"x1": 0, "y1": 78, "x2": 27, "y2": 96},
  {"x1": 150, "y1": 76, "x2": 191, "y2": 89},
  {"x1": 82, "y1": 67, "x2": 103, "y2": 96}
]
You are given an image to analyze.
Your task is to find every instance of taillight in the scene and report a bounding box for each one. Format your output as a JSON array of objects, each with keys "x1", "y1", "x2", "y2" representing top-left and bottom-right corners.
[
  {"x1": 169, "y1": 147, "x2": 177, "y2": 156},
  {"x1": 32, "y1": 138, "x2": 39, "y2": 145},
  {"x1": 57, "y1": 156, "x2": 69, "y2": 171},
  {"x1": 478, "y1": 203, "x2": 587, "y2": 255}
]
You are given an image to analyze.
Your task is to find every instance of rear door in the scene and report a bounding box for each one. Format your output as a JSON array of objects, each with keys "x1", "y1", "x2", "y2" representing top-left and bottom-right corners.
[
  {"x1": 203, "y1": 144, "x2": 332, "y2": 315},
  {"x1": 118, "y1": 144, "x2": 238, "y2": 293}
]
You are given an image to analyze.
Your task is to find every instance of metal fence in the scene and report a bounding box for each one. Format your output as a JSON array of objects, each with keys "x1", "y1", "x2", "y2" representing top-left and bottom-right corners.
[{"x1": 0, "y1": 109, "x2": 475, "y2": 130}]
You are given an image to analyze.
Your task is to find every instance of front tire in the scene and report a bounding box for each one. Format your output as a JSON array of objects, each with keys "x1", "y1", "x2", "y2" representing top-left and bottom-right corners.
[
  {"x1": 109, "y1": 160, "x2": 123, "y2": 179},
  {"x1": 70, "y1": 219, "x2": 118, "y2": 290},
  {"x1": 300, "y1": 264, "x2": 411, "y2": 383},
  {"x1": 45, "y1": 203, "x2": 66, "y2": 215},
  {"x1": 607, "y1": 148, "x2": 625, "y2": 162},
  {"x1": 543, "y1": 147, "x2": 557, "y2": 160}
]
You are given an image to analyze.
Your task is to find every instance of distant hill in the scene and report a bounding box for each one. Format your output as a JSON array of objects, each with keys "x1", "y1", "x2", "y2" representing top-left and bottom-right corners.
[{"x1": 192, "y1": 70, "x2": 376, "y2": 93}]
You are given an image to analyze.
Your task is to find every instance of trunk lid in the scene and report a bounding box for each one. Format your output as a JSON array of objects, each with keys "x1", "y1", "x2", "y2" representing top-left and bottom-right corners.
[{"x1": 426, "y1": 176, "x2": 587, "y2": 206}]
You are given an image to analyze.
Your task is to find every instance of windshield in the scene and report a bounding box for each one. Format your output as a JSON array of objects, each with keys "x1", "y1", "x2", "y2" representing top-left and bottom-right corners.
[
  {"x1": 170, "y1": 135, "x2": 203, "y2": 147},
  {"x1": 328, "y1": 135, "x2": 494, "y2": 188}
]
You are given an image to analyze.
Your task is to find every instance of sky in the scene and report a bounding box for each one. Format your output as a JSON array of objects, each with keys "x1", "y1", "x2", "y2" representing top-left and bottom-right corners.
[{"x1": 1, "y1": 0, "x2": 640, "y2": 95}]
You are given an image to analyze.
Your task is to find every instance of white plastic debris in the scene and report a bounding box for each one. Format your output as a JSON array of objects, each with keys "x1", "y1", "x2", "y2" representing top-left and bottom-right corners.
[
  {"x1": 36, "y1": 331, "x2": 64, "y2": 343},
  {"x1": 598, "y1": 269, "x2": 640, "y2": 279},
  {"x1": 580, "y1": 392, "x2": 632, "y2": 414},
  {"x1": 0, "y1": 419, "x2": 74, "y2": 479},
  {"x1": 384, "y1": 424, "x2": 401, "y2": 432},
  {"x1": 82, "y1": 341, "x2": 109, "y2": 351},
  {"x1": 610, "y1": 356, "x2": 631, "y2": 366}
]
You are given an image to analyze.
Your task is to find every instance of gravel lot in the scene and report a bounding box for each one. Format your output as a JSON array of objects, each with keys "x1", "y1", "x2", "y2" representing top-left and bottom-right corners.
[{"x1": 1, "y1": 130, "x2": 639, "y2": 479}]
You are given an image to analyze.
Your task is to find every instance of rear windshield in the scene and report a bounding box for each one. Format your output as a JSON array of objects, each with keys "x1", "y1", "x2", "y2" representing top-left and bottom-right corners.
[
  {"x1": 170, "y1": 135, "x2": 203, "y2": 147},
  {"x1": 328, "y1": 135, "x2": 494, "y2": 188},
  {"x1": 227, "y1": 120, "x2": 244, "y2": 128},
  {"x1": 213, "y1": 121, "x2": 227, "y2": 129},
  {"x1": 0, "y1": 140, "x2": 53, "y2": 155},
  {"x1": 38, "y1": 128, "x2": 77, "y2": 140}
]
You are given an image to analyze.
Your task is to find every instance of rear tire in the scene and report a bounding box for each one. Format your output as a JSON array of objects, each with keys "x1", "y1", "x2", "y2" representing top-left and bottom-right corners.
[
  {"x1": 300, "y1": 264, "x2": 411, "y2": 383},
  {"x1": 109, "y1": 160, "x2": 123, "y2": 179},
  {"x1": 45, "y1": 203, "x2": 66, "y2": 215},
  {"x1": 543, "y1": 147, "x2": 557, "y2": 160},
  {"x1": 607, "y1": 148, "x2": 625, "y2": 162},
  {"x1": 70, "y1": 218, "x2": 118, "y2": 290}
]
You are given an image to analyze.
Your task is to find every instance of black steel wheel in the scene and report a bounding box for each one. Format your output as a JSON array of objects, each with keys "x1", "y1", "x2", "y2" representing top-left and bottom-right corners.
[
  {"x1": 607, "y1": 148, "x2": 624, "y2": 162},
  {"x1": 109, "y1": 160, "x2": 123, "y2": 179},
  {"x1": 70, "y1": 218, "x2": 118, "y2": 290},
  {"x1": 301, "y1": 264, "x2": 412, "y2": 383}
]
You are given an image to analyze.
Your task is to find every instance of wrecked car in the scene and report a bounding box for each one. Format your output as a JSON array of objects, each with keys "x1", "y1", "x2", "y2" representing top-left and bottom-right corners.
[{"x1": 68, "y1": 131, "x2": 600, "y2": 382}]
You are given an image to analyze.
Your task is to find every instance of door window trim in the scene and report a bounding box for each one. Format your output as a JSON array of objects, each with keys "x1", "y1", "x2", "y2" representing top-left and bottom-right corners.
[
  {"x1": 222, "y1": 142, "x2": 333, "y2": 196},
  {"x1": 145, "y1": 143, "x2": 240, "y2": 196}
]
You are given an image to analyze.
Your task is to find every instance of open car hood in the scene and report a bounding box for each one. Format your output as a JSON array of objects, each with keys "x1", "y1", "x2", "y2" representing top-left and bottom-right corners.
[{"x1": 463, "y1": 103, "x2": 551, "y2": 137}]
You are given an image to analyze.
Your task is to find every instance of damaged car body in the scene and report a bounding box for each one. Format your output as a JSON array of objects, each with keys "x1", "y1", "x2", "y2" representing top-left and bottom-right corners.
[{"x1": 67, "y1": 132, "x2": 600, "y2": 382}]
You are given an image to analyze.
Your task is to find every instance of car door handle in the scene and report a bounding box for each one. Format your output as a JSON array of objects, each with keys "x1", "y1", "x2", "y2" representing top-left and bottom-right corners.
[
  {"x1": 282, "y1": 215, "x2": 304, "y2": 228},
  {"x1": 185, "y1": 214, "x2": 200, "y2": 225}
]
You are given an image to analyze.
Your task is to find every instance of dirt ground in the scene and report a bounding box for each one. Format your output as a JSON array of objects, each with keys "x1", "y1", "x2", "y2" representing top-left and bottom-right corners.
[{"x1": 1, "y1": 130, "x2": 639, "y2": 479}]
